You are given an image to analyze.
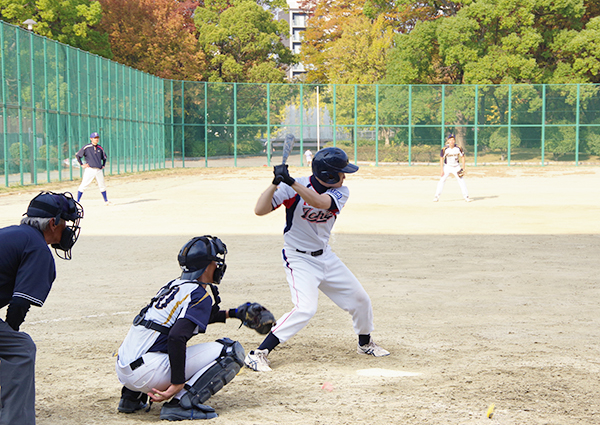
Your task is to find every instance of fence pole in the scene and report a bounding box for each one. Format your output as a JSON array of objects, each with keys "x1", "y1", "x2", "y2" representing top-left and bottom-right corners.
[
  {"x1": 181, "y1": 80, "x2": 185, "y2": 168},
  {"x1": 441, "y1": 85, "x2": 445, "y2": 146},
  {"x1": 576, "y1": 84, "x2": 580, "y2": 165},
  {"x1": 507, "y1": 84, "x2": 512, "y2": 166},
  {"x1": 77, "y1": 50, "x2": 83, "y2": 180},
  {"x1": 1, "y1": 24, "x2": 7, "y2": 187},
  {"x1": 43, "y1": 38, "x2": 50, "y2": 182},
  {"x1": 375, "y1": 84, "x2": 379, "y2": 166},
  {"x1": 353, "y1": 85, "x2": 357, "y2": 164},
  {"x1": 86, "y1": 53, "x2": 91, "y2": 150},
  {"x1": 234, "y1": 82, "x2": 237, "y2": 167},
  {"x1": 332, "y1": 84, "x2": 336, "y2": 147},
  {"x1": 474, "y1": 85, "x2": 478, "y2": 166},
  {"x1": 204, "y1": 81, "x2": 207, "y2": 167},
  {"x1": 30, "y1": 28, "x2": 37, "y2": 184},
  {"x1": 55, "y1": 42, "x2": 61, "y2": 181},
  {"x1": 66, "y1": 48, "x2": 73, "y2": 181},
  {"x1": 16, "y1": 30, "x2": 24, "y2": 185},
  {"x1": 541, "y1": 84, "x2": 546, "y2": 166},
  {"x1": 408, "y1": 85, "x2": 412, "y2": 166},
  {"x1": 300, "y1": 84, "x2": 304, "y2": 157},
  {"x1": 266, "y1": 83, "x2": 271, "y2": 166},
  {"x1": 169, "y1": 80, "x2": 174, "y2": 168}
]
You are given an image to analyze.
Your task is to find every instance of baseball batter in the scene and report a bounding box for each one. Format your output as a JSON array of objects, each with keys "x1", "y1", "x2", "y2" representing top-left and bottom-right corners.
[
  {"x1": 116, "y1": 235, "x2": 274, "y2": 421},
  {"x1": 244, "y1": 147, "x2": 389, "y2": 373},
  {"x1": 433, "y1": 134, "x2": 472, "y2": 202},
  {"x1": 75, "y1": 132, "x2": 111, "y2": 205}
]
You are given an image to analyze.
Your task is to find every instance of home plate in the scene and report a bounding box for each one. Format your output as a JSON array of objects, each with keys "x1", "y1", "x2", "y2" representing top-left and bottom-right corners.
[{"x1": 357, "y1": 368, "x2": 421, "y2": 377}]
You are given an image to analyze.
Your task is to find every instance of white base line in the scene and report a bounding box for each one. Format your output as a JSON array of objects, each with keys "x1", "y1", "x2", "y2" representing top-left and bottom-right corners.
[{"x1": 23, "y1": 311, "x2": 133, "y2": 326}]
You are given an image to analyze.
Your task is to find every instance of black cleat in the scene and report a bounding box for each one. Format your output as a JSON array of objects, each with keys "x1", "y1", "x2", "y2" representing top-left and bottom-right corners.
[{"x1": 118, "y1": 397, "x2": 147, "y2": 413}]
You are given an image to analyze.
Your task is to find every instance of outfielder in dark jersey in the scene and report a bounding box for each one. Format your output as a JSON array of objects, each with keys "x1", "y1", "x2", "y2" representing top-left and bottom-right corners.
[
  {"x1": 75, "y1": 132, "x2": 111, "y2": 204},
  {"x1": 0, "y1": 192, "x2": 83, "y2": 425}
]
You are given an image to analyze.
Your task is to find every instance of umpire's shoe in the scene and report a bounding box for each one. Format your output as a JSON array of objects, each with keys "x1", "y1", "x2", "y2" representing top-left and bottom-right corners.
[
  {"x1": 118, "y1": 386, "x2": 148, "y2": 413},
  {"x1": 160, "y1": 399, "x2": 218, "y2": 421}
]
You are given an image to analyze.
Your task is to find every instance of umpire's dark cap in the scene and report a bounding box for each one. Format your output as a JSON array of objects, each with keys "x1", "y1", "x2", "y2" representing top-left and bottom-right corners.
[{"x1": 25, "y1": 192, "x2": 82, "y2": 223}]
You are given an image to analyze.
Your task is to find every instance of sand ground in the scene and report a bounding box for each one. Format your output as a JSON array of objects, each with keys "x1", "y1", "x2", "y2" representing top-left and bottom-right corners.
[{"x1": 1, "y1": 164, "x2": 599, "y2": 425}]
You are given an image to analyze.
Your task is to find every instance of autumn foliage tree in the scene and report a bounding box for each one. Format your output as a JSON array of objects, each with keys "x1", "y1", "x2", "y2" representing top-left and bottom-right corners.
[
  {"x1": 98, "y1": 0, "x2": 206, "y2": 80},
  {"x1": 300, "y1": 0, "x2": 398, "y2": 84}
]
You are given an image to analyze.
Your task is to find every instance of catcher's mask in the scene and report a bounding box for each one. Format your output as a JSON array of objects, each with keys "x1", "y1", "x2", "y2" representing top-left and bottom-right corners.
[
  {"x1": 178, "y1": 235, "x2": 227, "y2": 284},
  {"x1": 312, "y1": 147, "x2": 358, "y2": 184},
  {"x1": 25, "y1": 191, "x2": 84, "y2": 260}
]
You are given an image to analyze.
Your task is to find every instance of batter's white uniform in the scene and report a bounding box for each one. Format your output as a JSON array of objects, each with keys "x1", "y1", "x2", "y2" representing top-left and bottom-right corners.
[
  {"x1": 435, "y1": 145, "x2": 469, "y2": 199},
  {"x1": 115, "y1": 279, "x2": 223, "y2": 398},
  {"x1": 268, "y1": 176, "x2": 374, "y2": 343}
]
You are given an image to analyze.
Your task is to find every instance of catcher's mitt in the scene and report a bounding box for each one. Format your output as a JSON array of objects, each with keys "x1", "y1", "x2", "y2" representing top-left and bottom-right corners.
[
  {"x1": 237, "y1": 302, "x2": 275, "y2": 334},
  {"x1": 457, "y1": 168, "x2": 465, "y2": 178}
]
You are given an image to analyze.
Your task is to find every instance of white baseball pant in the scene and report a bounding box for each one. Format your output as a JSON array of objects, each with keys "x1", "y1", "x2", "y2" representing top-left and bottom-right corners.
[
  {"x1": 116, "y1": 341, "x2": 222, "y2": 398},
  {"x1": 435, "y1": 164, "x2": 469, "y2": 198},
  {"x1": 271, "y1": 247, "x2": 375, "y2": 343},
  {"x1": 78, "y1": 167, "x2": 106, "y2": 192}
]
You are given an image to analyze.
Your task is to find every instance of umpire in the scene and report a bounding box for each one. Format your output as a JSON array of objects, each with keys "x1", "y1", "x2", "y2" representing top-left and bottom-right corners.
[{"x1": 0, "y1": 191, "x2": 83, "y2": 425}]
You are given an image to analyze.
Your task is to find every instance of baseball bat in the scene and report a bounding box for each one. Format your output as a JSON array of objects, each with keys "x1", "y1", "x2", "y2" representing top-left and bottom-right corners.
[
  {"x1": 281, "y1": 133, "x2": 295, "y2": 165},
  {"x1": 274, "y1": 134, "x2": 295, "y2": 184}
]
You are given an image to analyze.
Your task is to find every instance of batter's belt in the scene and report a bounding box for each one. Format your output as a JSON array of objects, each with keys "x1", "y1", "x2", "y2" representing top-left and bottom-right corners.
[{"x1": 296, "y1": 249, "x2": 323, "y2": 257}]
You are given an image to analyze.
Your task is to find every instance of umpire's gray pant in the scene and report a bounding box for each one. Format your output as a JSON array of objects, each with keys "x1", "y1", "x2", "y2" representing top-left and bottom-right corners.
[{"x1": 0, "y1": 320, "x2": 36, "y2": 425}]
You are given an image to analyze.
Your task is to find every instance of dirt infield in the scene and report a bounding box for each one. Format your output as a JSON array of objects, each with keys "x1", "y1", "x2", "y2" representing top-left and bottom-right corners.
[{"x1": 1, "y1": 165, "x2": 600, "y2": 424}]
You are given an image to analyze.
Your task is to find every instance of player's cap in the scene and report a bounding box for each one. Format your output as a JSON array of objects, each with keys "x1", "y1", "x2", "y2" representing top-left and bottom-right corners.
[
  {"x1": 25, "y1": 191, "x2": 83, "y2": 223},
  {"x1": 446, "y1": 133, "x2": 455, "y2": 140},
  {"x1": 90, "y1": 132, "x2": 99, "y2": 138}
]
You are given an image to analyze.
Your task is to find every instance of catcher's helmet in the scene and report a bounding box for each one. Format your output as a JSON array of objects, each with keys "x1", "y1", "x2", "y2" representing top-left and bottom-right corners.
[
  {"x1": 178, "y1": 235, "x2": 227, "y2": 283},
  {"x1": 311, "y1": 147, "x2": 358, "y2": 184}
]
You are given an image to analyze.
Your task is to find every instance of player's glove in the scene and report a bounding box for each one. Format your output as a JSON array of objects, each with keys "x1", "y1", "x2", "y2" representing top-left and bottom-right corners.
[
  {"x1": 236, "y1": 302, "x2": 276, "y2": 334},
  {"x1": 273, "y1": 164, "x2": 295, "y2": 187},
  {"x1": 457, "y1": 168, "x2": 465, "y2": 178}
]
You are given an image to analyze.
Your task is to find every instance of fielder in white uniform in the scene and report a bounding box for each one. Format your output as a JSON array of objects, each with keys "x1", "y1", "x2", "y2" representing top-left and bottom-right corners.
[
  {"x1": 115, "y1": 236, "x2": 246, "y2": 421},
  {"x1": 244, "y1": 147, "x2": 389, "y2": 372},
  {"x1": 433, "y1": 134, "x2": 472, "y2": 202}
]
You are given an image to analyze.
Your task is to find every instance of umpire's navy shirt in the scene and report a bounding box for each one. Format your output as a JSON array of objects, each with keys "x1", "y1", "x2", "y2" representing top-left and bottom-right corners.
[
  {"x1": 75, "y1": 143, "x2": 107, "y2": 169},
  {"x1": 0, "y1": 225, "x2": 56, "y2": 308}
]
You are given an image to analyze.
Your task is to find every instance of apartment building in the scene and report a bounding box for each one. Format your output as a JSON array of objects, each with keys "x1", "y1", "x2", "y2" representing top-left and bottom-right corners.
[{"x1": 276, "y1": 0, "x2": 308, "y2": 80}]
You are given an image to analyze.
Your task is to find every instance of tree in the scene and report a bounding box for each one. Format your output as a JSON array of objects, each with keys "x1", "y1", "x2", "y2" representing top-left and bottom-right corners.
[
  {"x1": 98, "y1": 0, "x2": 205, "y2": 80},
  {"x1": 300, "y1": 0, "x2": 396, "y2": 84},
  {"x1": 0, "y1": 0, "x2": 111, "y2": 57},
  {"x1": 194, "y1": 0, "x2": 296, "y2": 83},
  {"x1": 386, "y1": 0, "x2": 594, "y2": 85}
]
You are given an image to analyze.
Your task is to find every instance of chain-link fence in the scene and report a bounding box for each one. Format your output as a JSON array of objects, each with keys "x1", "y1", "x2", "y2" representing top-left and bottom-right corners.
[{"x1": 3, "y1": 20, "x2": 600, "y2": 187}]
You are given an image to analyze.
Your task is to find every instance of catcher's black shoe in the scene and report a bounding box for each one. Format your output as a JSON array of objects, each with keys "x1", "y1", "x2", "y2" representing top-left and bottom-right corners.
[
  {"x1": 118, "y1": 397, "x2": 147, "y2": 413},
  {"x1": 160, "y1": 399, "x2": 218, "y2": 421},
  {"x1": 118, "y1": 386, "x2": 148, "y2": 413}
]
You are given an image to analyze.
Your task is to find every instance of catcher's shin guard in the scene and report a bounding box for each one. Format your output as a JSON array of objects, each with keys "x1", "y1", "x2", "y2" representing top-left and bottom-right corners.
[{"x1": 179, "y1": 338, "x2": 245, "y2": 410}]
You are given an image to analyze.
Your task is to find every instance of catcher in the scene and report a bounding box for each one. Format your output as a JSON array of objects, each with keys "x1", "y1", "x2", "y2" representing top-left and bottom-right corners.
[{"x1": 115, "y1": 235, "x2": 275, "y2": 421}]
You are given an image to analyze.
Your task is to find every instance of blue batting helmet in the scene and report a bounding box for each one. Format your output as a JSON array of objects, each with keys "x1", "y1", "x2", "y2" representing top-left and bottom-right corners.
[{"x1": 311, "y1": 147, "x2": 358, "y2": 184}]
